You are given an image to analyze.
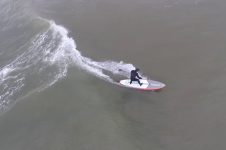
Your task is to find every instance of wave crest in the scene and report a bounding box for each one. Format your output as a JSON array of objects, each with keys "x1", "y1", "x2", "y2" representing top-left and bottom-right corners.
[{"x1": 0, "y1": 19, "x2": 137, "y2": 113}]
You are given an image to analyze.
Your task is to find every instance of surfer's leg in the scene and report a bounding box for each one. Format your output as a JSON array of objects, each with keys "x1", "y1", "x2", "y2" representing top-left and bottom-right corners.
[
  {"x1": 133, "y1": 78, "x2": 142, "y2": 86},
  {"x1": 130, "y1": 78, "x2": 135, "y2": 84},
  {"x1": 137, "y1": 79, "x2": 142, "y2": 86}
]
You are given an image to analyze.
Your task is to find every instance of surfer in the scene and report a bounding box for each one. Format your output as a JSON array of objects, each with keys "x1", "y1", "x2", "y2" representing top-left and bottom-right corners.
[{"x1": 130, "y1": 68, "x2": 142, "y2": 86}]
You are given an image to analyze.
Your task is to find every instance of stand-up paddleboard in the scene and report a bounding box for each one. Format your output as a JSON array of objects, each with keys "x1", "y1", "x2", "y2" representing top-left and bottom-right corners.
[{"x1": 119, "y1": 79, "x2": 165, "y2": 91}]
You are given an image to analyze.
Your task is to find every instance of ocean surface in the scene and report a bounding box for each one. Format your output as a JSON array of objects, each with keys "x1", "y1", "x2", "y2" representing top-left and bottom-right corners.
[{"x1": 0, "y1": 0, "x2": 226, "y2": 149}]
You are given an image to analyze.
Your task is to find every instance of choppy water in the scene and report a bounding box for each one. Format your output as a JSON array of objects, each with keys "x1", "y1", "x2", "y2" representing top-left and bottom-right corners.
[{"x1": 1, "y1": 0, "x2": 226, "y2": 150}]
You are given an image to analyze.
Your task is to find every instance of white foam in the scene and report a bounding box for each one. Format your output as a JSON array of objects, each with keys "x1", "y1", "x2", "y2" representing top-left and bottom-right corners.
[{"x1": 0, "y1": 67, "x2": 13, "y2": 80}]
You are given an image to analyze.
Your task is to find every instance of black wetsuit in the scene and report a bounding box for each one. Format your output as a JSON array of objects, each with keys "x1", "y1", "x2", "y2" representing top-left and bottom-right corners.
[{"x1": 130, "y1": 70, "x2": 142, "y2": 85}]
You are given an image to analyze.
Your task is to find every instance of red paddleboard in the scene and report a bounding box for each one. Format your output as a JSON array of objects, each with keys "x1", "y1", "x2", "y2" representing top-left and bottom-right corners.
[{"x1": 119, "y1": 79, "x2": 165, "y2": 91}]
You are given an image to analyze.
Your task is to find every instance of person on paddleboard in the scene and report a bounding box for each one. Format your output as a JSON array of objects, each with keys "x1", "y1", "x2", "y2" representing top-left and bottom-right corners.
[{"x1": 130, "y1": 68, "x2": 142, "y2": 86}]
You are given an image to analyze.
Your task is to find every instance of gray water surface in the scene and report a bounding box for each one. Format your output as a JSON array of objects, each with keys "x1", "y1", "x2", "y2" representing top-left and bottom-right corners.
[{"x1": 1, "y1": 0, "x2": 226, "y2": 149}]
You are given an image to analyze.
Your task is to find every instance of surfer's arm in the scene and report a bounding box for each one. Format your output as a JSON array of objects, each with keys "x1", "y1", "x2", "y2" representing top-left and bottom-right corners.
[{"x1": 136, "y1": 73, "x2": 142, "y2": 79}]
